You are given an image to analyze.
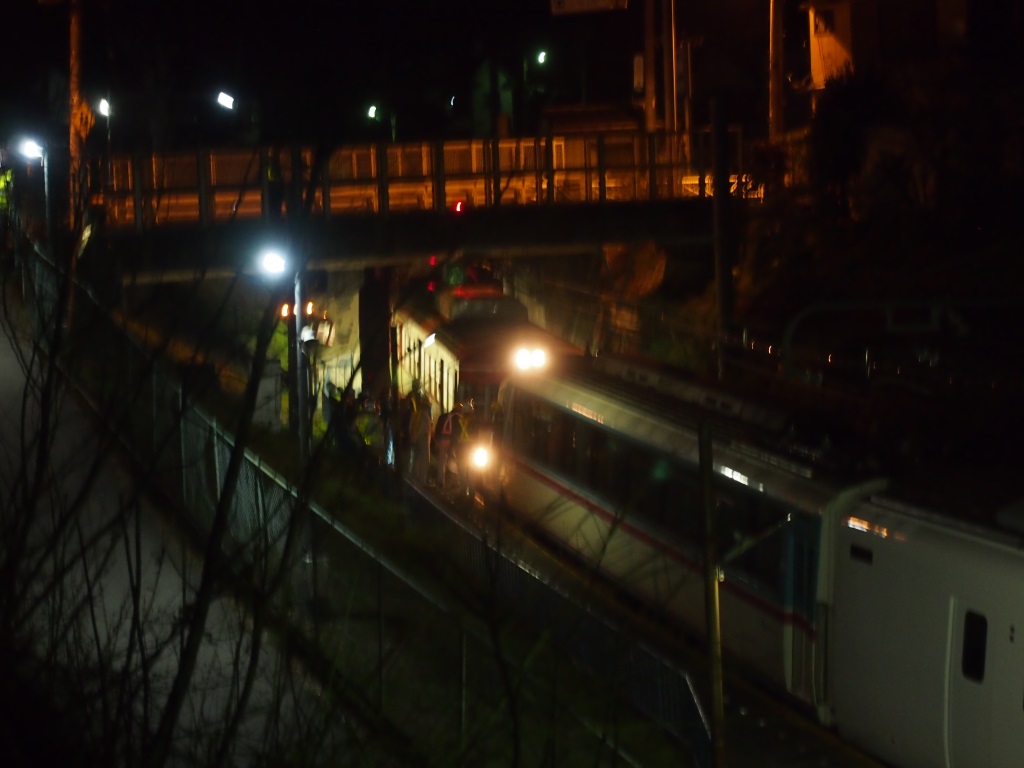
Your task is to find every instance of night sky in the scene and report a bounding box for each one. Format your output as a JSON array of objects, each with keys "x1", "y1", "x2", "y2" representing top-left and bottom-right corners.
[{"x1": 2, "y1": 0, "x2": 782, "y2": 148}]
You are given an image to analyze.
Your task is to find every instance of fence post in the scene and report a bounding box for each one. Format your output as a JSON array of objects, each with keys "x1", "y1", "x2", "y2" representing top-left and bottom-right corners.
[
  {"x1": 132, "y1": 153, "x2": 144, "y2": 233},
  {"x1": 544, "y1": 132, "x2": 555, "y2": 204},
  {"x1": 433, "y1": 142, "x2": 446, "y2": 211},
  {"x1": 490, "y1": 137, "x2": 502, "y2": 206},
  {"x1": 460, "y1": 622, "x2": 467, "y2": 748},
  {"x1": 647, "y1": 133, "x2": 658, "y2": 200},
  {"x1": 375, "y1": 144, "x2": 389, "y2": 215},
  {"x1": 320, "y1": 150, "x2": 331, "y2": 217},
  {"x1": 197, "y1": 149, "x2": 211, "y2": 225},
  {"x1": 378, "y1": 559, "x2": 385, "y2": 712}
]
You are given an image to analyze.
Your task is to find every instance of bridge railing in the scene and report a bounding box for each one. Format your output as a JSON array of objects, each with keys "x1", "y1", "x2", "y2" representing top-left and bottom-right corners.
[{"x1": 93, "y1": 130, "x2": 753, "y2": 230}]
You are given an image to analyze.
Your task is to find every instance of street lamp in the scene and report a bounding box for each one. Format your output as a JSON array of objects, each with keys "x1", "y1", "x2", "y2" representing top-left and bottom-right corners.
[
  {"x1": 522, "y1": 50, "x2": 549, "y2": 133},
  {"x1": 258, "y1": 247, "x2": 310, "y2": 460},
  {"x1": 217, "y1": 91, "x2": 235, "y2": 110},
  {"x1": 98, "y1": 97, "x2": 112, "y2": 190},
  {"x1": 367, "y1": 103, "x2": 396, "y2": 141},
  {"x1": 260, "y1": 248, "x2": 287, "y2": 276},
  {"x1": 258, "y1": 246, "x2": 320, "y2": 614},
  {"x1": 17, "y1": 138, "x2": 52, "y2": 248}
]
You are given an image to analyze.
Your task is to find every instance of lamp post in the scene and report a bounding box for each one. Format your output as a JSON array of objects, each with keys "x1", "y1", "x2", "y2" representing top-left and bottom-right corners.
[
  {"x1": 98, "y1": 97, "x2": 112, "y2": 194},
  {"x1": 259, "y1": 247, "x2": 310, "y2": 462},
  {"x1": 18, "y1": 139, "x2": 53, "y2": 250},
  {"x1": 260, "y1": 247, "x2": 318, "y2": 616},
  {"x1": 368, "y1": 104, "x2": 397, "y2": 142}
]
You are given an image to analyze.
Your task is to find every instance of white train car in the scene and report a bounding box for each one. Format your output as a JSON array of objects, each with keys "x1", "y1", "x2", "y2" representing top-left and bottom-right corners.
[
  {"x1": 394, "y1": 286, "x2": 580, "y2": 418},
  {"x1": 488, "y1": 351, "x2": 1024, "y2": 767},
  {"x1": 824, "y1": 494, "x2": 1024, "y2": 768},
  {"x1": 489, "y1": 355, "x2": 883, "y2": 705}
]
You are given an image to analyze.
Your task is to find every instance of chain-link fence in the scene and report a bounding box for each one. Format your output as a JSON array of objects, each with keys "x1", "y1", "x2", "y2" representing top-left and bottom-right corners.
[{"x1": 30, "y1": 247, "x2": 711, "y2": 767}]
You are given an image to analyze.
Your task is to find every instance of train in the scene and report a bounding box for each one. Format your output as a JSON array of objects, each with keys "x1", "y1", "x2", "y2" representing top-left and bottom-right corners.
[
  {"x1": 488, "y1": 353, "x2": 1024, "y2": 768},
  {"x1": 393, "y1": 282, "x2": 581, "y2": 422},
  {"x1": 394, "y1": 285, "x2": 1024, "y2": 768}
]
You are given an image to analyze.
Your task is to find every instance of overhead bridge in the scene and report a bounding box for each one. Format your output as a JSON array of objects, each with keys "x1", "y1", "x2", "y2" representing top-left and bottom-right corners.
[{"x1": 84, "y1": 131, "x2": 752, "y2": 275}]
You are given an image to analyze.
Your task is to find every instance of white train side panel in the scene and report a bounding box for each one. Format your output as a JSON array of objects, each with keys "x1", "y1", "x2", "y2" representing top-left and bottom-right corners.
[{"x1": 826, "y1": 499, "x2": 1024, "y2": 768}]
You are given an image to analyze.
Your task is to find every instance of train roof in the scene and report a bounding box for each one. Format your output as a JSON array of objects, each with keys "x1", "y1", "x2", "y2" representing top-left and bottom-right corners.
[
  {"x1": 396, "y1": 295, "x2": 582, "y2": 372},
  {"x1": 503, "y1": 355, "x2": 858, "y2": 513},
  {"x1": 511, "y1": 352, "x2": 1024, "y2": 539}
]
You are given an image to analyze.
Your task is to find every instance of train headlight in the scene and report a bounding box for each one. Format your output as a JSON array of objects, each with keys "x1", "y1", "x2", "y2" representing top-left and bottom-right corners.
[
  {"x1": 513, "y1": 347, "x2": 547, "y2": 371},
  {"x1": 471, "y1": 445, "x2": 491, "y2": 469}
]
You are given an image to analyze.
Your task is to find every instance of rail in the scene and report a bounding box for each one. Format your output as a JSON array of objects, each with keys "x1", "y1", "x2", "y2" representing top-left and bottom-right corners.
[{"x1": 90, "y1": 130, "x2": 754, "y2": 230}]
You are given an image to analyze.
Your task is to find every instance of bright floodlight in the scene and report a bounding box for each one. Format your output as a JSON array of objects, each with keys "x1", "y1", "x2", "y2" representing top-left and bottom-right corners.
[
  {"x1": 18, "y1": 139, "x2": 44, "y2": 159},
  {"x1": 99, "y1": 98, "x2": 110, "y2": 117},
  {"x1": 260, "y1": 249, "x2": 286, "y2": 275},
  {"x1": 537, "y1": 51, "x2": 547, "y2": 65},
  {"x1": 367, "y1": 105, "x2": 378, "y2": 119},
  {"x1": 217, "y1": 92, "x2": 235, "y2": 110},
  {"x1": 514, "y1": 347, "x2": 547, "y2": 371},
  {"x1": 471, "y1": 446, "x2": 491, "y2": 469}
]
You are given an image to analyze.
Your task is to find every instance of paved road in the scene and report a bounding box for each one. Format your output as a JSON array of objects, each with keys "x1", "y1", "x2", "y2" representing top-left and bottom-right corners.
[{"x1": 0, "y1": 302, "x2": 405, "y2": 766}]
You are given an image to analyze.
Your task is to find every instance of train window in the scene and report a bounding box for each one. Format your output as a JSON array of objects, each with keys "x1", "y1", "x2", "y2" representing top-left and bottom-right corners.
[
  {"x1": 961, "y1": 611, "x2": 988, "y2": 683},
  {"x1": 669, "y1": 469, "x2": 704, "y2": 542},
  {"x1": 599, "y1": 433, "x2": 631, "y2": 507},
  {"x1": 849, "y1": 544, "x2": 873, "y2": 564},
  {"x1": 508, "y1": 392, "x2": 539, "y2": 459},
  {"x1": 714, "y1": 493, "x2": 787, "y2": 602},
  {"x1": 584, "y1": 426, "x2": 610, "y2": 494},
  {"x1": 569, "y1": 419, "x2": 594, "y2": 485}
]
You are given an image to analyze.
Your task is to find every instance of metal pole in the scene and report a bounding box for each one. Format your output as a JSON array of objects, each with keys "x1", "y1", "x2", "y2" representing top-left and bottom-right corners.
[
  {"x1": 287, "y1": 302, "x2": 298, "y2": 434},
  {"x1": 685, "y1": 38, "x2": 695, "y2": 166},
  {"x1": 295, "y1": 271, "x2": 310, "y2": 461},
  {"x1": 643, "y1": 0, "x2": 657, "y2": 132},
  {"x1": 768, "y1": 0, "x2": 784, "y2": 140},
  {"x1": 699, "y1": 419, "x2": 726, "y2": 768},
  {"x1": 42, "y1": 152, "x2": 53, "y2": 252},
  {"x1": 69, "y1": 0, "x2": 82, "y2": 229},
  {"x1": 711, "y1": 100, "x2": 734, "y2": 380},
  {"x1": 661, "y1": 0, "x2": 678, "y2": 134}
]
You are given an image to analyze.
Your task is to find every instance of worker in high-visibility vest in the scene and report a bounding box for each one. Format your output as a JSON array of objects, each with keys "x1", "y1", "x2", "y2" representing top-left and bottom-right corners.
[
  {"x1": 0, "y1": 167, "x2": 12, "y2": 212},
  {"x1": 400, "y1": 378, "x2": 432, "y2": 485},
  {"x1": 0, "y1": 166, "x2": 12, "y2": 253}
]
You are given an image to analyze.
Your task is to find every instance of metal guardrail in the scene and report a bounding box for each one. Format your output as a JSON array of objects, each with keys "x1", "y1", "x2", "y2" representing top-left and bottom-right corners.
[{"x1": 91, "y1": 131, "x2": 753, "y2": 230}]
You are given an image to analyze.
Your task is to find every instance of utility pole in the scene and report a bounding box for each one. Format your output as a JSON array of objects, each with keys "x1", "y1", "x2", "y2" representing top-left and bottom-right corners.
[
  {"x1": 643, "y1": 0, "x2": 657, "y2": 131},
  {"x1": 660, "y1": 0, "x2": 678, "y2": 134},
  {"x1": 700, "y1": 419, "x2": 727, "y2": 768},
  {"x1": 682, "y1": 37, "x2": 697, "y2": 166},
  {"x1": 711, "y1": 100, "x2": 734, "y2": 380},
  {"x1": 69, "y1": 0, "x2": 83, "y2": 228},
  {"x1": 768, "y1": 0, "x2": 785, "y2": 140}
]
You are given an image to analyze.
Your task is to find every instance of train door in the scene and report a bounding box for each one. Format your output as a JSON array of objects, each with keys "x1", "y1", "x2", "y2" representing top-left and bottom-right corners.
[
  {"x1": 945, "y1": 597, "x2": 1024, "y2": 767},
  {"x1": 991, "y1": 611, "x2": 1024, "y2": 767}
]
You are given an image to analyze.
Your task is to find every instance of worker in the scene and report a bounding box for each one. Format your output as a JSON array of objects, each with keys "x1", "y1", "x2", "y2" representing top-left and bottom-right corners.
[{"x1": 400, "y1": 378, "x2": 432, "y2": 485}]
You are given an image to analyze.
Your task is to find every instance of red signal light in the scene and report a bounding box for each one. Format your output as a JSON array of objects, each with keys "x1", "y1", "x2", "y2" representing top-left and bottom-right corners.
[
  {"x1": 427, "y1": 280, "x2": 436, "y2": 292},
  {"x1": 429, "y1": 255, "x2": 437, "y2": 266},
  {"x1": 454, "y1": 200, "x2": 464, "y2": 213}
]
